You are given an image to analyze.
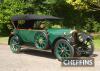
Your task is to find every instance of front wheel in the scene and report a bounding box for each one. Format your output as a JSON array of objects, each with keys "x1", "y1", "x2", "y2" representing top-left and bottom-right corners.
[
  {"x1": 9, "y1": 36, "x2": 21, "y2": 53},
  {"x1": 54, "y1": 39, "x2": 74, "y2": 61},
  {"x1": 76, "y1": 39, "x2": 94, "y2": 57}
]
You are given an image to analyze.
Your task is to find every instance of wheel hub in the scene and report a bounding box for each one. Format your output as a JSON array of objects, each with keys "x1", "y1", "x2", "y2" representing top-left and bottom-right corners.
[
  {"x1": 39, "y1": 38, "x2": 43, "y2": 44},
  {"x1": 34, "y1": 32, "x2": 48, "y2": 49},
  {"x1": 61, "y1": 48, "x2": 64, "y2": 53}
]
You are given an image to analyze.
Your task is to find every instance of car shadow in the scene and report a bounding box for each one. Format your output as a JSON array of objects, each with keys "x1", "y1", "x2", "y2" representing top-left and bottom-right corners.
[
  {"x1": 20, "y1": 49, "x2": 56, "y2": 59},
  {"x1": 91, "y1": 54, "x2": 98, "y2": 57},
  {"x1": 19, "y1": 48, "x2": 98, "y2": 60}
]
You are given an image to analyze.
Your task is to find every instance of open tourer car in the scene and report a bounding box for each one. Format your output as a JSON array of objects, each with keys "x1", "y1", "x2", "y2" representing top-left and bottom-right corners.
[{"x1": 8, "y1": 14, "x2": 94, "y2": 61}]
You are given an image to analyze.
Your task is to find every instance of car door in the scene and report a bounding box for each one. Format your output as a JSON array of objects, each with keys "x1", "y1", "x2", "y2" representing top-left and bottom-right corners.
[
  {"x1": 17, "y1": 29, "x2": 47, "y2": 46},
  {"x1": 16, "y1": 20, "x2": 36, "y2": 45},
  {"x1": 17, "y1": 29, "x2": 35, "y2": 44}
]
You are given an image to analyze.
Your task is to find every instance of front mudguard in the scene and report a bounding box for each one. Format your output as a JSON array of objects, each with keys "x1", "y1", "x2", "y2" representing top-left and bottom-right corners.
[
  {"x1": 78, "y1": 32, "x2": 93, "y2": 42},
  {"x1": 8, "y1": 34, "x2": 22, "y2": 45}
]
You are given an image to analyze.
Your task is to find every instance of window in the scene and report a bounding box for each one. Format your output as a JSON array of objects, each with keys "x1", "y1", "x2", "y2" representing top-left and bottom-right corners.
[{"x1": 17, "y1": 20, "x2": 34, "y2": 29}]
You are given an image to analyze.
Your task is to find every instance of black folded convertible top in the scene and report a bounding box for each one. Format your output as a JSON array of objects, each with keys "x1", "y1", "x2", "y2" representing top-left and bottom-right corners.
[{"x1": 12, "y1": 14, "x2": 62, "y2": 21}]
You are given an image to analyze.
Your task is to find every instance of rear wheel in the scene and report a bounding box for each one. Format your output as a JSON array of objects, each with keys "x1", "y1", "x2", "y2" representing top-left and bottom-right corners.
[
  {"x1": 10, "y1": 36, "x2": 21, "y2": 53},
  {"x1": 34, "y1": 32, "x2": 48, "y2": 49},
  {"x1": 54, "y1": 39, "x2": 74, "y2": 61}
]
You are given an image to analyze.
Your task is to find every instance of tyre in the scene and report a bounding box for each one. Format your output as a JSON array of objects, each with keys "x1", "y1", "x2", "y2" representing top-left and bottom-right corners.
[
  {"x1": 54, "y1": 39, "x2": 74, "y2": 61},
  {"x1": 76, "y1": 39, "x2": 94, "y2": 57},
  {"x1": 76, "y1": 32, "x2": 94, "y2": 57},
  {"x1": 34, "y1": 31, "x2": 48, "y2": 49},
  {"x1": 9, "y1": 35, "x2": 21, "y2": 53}
]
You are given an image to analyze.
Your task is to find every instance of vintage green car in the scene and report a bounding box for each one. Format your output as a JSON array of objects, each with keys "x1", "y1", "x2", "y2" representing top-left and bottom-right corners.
[{"x1": 8, "y1": 14, "x2": 94, "y2": 61}]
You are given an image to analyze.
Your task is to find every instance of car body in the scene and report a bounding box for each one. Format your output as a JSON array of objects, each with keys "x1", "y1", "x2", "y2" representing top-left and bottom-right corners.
[{"x1": 8, "y1": 14, "x2": 94, "y2": 61}]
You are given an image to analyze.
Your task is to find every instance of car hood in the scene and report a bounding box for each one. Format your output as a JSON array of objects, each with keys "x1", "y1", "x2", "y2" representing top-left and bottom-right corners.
[{"x1": 47, "y1": 28, "x2": 72, "y2": 35}]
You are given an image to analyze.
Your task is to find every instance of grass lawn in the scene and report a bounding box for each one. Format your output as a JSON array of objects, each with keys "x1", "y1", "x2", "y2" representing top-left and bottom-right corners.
[
  {"x1": 94, "y1": 39, "x2": 100, "y2": 51},
  {"x1": 0, "y1": 37, "x2": 8, "y2": 44},
  {"x1": 0, "y1": 37, "x2": 100, "y2": 50}
]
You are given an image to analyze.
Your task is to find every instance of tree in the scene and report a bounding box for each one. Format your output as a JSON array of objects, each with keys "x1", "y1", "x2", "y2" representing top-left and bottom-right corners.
[
  {"x1": 65, "y1": 0, "x2": 100, "y2": 32},
  {"x1": 0, "y1": 0, "x2": 100, "y2": 35},
  {"x1": 0, "y1": 0, "x2": 32, "y2": 35}
]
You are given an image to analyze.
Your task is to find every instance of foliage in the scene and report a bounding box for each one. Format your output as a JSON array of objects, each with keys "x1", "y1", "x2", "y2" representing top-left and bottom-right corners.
[
  {"x1": 0, "y1": 0, "x2": 100, "y2": 35},
  {"x1": 0, "y1": 0, "x2": 32, "y2": 35},
  {"x1": 65, "y1": 0, "x2": 100, "y2": 32},
  {"x1": 84, "y1": 18, "x2": 100, "y2": 32},
  {"x1": 51, "y1": 25, "x2": 61, "y2": 28}
]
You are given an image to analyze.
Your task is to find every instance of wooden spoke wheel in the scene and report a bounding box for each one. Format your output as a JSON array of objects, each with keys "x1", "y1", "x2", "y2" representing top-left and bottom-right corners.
[
  {"x1": 10, "y1": 36, "x2": 21, "y2": 53},
  {"x1": 76, "y1": 39, "x2": 94, "y2": 57},
  {"x1": 54, "y1": 39, "x2": 74, "y2": 61},
  {"x1": 34, "y1": 32, "x2": 48, "y2": 49},
  {"x1": 76, "y1": 33, "x2": 94, "y2": 57}
]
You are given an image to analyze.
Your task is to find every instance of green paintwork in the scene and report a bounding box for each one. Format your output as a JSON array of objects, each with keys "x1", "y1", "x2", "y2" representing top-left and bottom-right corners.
[
  {"x1": 47, "y1": 28, "x2": 72, "y2": 45},
  {"x1": 16, "y1": 30, "x2": 35, "y2": 44},
  {"x1": 11, "y1": 28, "x2": 72, "y2": 48}
]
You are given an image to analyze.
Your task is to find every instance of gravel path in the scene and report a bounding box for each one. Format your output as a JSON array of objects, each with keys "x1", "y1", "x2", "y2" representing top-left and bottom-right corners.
[{"x1": 0, "y1": 44, "x2": 99, "y2": 71}]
